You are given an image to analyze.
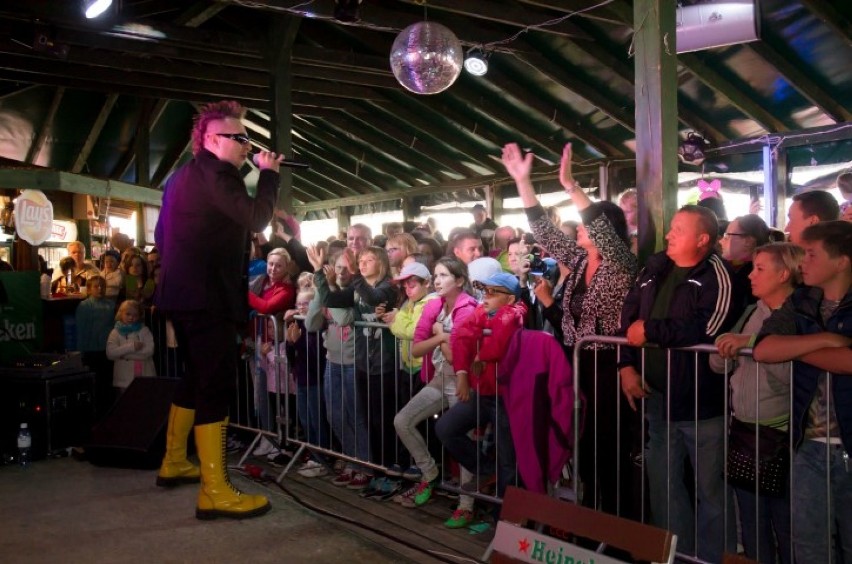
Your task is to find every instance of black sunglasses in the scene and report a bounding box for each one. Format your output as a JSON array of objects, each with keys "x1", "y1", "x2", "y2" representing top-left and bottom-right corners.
[{"x1": 215, "y1": 133, "x2": 251, "y2": 145}]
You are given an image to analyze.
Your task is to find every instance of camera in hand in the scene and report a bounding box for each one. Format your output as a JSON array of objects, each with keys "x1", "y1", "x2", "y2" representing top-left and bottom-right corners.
[{"x1": 528, "y1": 250, "x2": 549, "y2": 276}]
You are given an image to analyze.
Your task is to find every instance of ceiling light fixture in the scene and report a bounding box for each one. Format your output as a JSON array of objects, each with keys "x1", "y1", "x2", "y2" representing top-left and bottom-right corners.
[
  {"x1": 464, "y1": 50, "x2": 489, "y2": 76},
  {"x1": 84, "y1": 0, "x2": 113, "y2": 19}
]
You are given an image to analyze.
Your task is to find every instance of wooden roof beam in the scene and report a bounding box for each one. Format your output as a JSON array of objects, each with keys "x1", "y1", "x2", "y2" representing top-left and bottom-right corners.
[
  {"x1": 678, "y1": 53, "x2": 790, "y2": 133},
  {"x1": 749, "y1": 41, "x2": 852, "y2": 123},
  {"x1": 394, "y1": 0, "x2": 590, "y2": 40},
  {"x1": 799, "y1": 0, "x2": 852, "y2": 48},
  {"x1": 71, "y1": 93, "x2": 118, "y2": 174},
  {"x1": 26, "y1": 86, "x2": 64, "y2": 165},
  {"x1": 295, "y1": 117, "x2": 436, "y2": 186}
]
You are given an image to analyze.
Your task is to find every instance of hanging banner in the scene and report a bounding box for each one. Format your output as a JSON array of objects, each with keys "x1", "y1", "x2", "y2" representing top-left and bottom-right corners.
[
  {"x1": 15, "y1": 189, "x2": 54, "y2": 246},
  {"x1": 0, "y1": 272, "x2": 43, "y2": 364}
]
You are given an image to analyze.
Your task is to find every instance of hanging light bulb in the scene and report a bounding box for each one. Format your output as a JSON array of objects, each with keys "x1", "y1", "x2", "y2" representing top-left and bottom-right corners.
[
  {"x1": 464, "y1": 49, "x2": 489, "y2": 76},
  {"x1": 84, "y1": 0, "x2": 113, "y2": 19}
]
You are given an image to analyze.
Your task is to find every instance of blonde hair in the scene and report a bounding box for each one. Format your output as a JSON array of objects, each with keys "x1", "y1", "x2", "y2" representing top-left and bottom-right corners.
[
  {"x1": 267, "y1": 247, "x2": 296, "y2": 280},
  {"x1": 388, "y1": 233, "x2": 418, "y2": 256},
  {"x1": 116, "y1": 299, "x2": 145, "y2": 322},
  {"x1": 753, "y1": 242, "x2": 804, "y2": 286},
  {"x1": 86, "y1": 275, "x2": 106, "y2": 292},
  {"x1": 297, "y1": 271, "x2": 314, "y2": 290}
]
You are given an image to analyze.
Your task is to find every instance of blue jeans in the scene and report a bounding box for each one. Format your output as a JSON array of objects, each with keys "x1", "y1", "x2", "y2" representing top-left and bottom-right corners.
[
  {"x1": 792, "y1": 440, "x2": 852, "y2": 564},
  {"x1": 323, "y1": 361, "x2": 370, "y2": 470},
  {"x1": 435, "y1": 393, "x2": 518, "y2": 499},
  {"x1": 645, "y1": 393, "x2": 735, "y2": 562},
  {"x1": 734, "y1": 485, "x2": 792, "y2": 564},
  {"x1": 297, "y1": 384, "x2": 331, "y2": 465}
]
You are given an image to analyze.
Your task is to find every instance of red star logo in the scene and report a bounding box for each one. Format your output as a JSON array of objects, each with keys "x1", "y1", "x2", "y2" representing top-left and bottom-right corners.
[{"x1": 518, "y1": 537, "x2": 530, "y2": 554}]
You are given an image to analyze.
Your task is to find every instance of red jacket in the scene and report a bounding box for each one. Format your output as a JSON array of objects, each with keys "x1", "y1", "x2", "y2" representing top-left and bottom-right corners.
[
  {"x1": 248, "y1": 278, "x2": 296, "y2": 316},
  {"x1": 452, "y1": 302, "x2": 526, "y2": 396}
]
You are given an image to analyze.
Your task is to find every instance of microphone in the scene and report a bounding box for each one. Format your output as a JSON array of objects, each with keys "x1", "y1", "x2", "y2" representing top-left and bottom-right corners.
[{"x1": 252, "y1": 152, "x2": 310, "y2": 169}]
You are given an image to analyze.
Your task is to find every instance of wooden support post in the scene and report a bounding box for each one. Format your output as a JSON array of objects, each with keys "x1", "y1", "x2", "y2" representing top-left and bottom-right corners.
[
  {"x1": 268, "y1": 16, "x2": 301, "y2": 214},
  {"x1": 633, "y1": 0, "x2": 678, "y2": 260},
  {"x1": 336, "y1": 207, "x2": 350, "y2": 239}
]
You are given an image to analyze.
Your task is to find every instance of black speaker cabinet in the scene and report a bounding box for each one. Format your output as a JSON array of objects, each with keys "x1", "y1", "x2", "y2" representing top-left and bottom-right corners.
[
  {"x1": 86, "y1": 377, "x2": 179, "y2": 469},
  {"x1": 0, "y1": 369, "x2": 96, "y2": 460}
]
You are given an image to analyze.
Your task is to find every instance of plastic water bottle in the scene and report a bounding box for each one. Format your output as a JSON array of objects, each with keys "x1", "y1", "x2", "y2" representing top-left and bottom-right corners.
[{"x1": 17, "y1": 423, "x2": 32, "y2": 468}]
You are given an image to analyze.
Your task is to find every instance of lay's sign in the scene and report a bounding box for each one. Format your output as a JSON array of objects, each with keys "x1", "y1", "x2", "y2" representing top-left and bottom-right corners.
[{"x1": 15, "y1": 189, "x2": 53, "y2": 246}]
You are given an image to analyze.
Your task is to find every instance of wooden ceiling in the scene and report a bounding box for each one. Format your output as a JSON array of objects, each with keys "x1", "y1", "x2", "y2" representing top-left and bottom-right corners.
[{"x1": 0, "y1": 0, "x2": 849, "y2": 214}]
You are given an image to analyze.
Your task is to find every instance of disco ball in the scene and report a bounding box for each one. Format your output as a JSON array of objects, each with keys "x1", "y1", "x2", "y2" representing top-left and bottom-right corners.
[{"x1": 389, "y1": 21, "x2": 463, "y2": 95}]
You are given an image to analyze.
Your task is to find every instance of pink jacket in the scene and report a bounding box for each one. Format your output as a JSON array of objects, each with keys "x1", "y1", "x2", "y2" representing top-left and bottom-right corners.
[
  {"x1": 498, "y1": 330, "x2": 580, "y2": 494},
  {"x1": 413, "y1": 292, "x2": 477, "y2": 383},
  {"x1": 452, "y1": 302, "x2": 526, "y2": 396}
]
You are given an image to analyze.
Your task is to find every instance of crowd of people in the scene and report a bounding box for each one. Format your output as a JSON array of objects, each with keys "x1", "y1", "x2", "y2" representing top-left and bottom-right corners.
[
  {"x1": 195, "y1": 141, "x2": 846, "y2": 563},
  {"x1": 32, "y1": 100, "x2": 851, "y2": 563}
]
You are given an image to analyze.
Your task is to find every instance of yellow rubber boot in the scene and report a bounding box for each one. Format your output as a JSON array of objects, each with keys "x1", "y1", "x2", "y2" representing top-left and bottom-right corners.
[
  {"x1": 157, "y1": 405, "x2": 200, "y2": 487},
  {"x1": 194, "y1": 420, "x2": 271, "y2": 520}
]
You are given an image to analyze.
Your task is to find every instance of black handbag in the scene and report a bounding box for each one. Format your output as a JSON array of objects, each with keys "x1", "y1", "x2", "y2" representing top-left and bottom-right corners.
[{"x1": 726, "y1": 417, "x2": 790, "y2": 498}]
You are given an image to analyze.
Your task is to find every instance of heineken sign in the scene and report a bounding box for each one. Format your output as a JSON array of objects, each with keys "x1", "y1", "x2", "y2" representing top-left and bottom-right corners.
[
  {"x1": 492, "y1": 522, "x2": 626, "y2": 564},
  {"x1": 0, "y1": 272, "x2": 43, "y2": 363}
]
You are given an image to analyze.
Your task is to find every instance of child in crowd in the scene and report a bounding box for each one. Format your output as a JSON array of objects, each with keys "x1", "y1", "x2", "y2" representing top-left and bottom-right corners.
[
  {"x1": 249, "y1": 315, "x2": 290, "y2": 459},
  {"x1": 304, "y1": 245, "x2": 372, "y2": 488},
  {"x1": 325, "y1": 246, "x2": 399, "y2": 494},
  {"x1": 75, "y1": 276, "x2": 116, "y2": 417},
  {"x1": 392, "y1": 257, "x2": 477, "y2": 518},
  {"x1": 101, "y1": 249, "x2": 123, "y2": 300},
  {"x1": 754, "y1": 221, "x2": 852, "y2": 563},
  {"x1": 283, "y1": 289, "x2": 331, "y2": 477},
  {"x1": 297, "y1": 271, "x2": 315, "y2": 292},
  {"x1": 436, "y1": 272, "x2": 526, "y2": 526},
  {"x1": 382, "y1": 262, "x2": 438, "y2": 478},
  {"x1": 106, "y1": 299, "x2": 156, "y2": 398}
]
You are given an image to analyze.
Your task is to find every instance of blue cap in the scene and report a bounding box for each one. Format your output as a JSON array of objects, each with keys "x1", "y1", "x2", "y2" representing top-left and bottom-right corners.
[{"x1": 479, "y1": 272, "x2": 520, "y2": 298}]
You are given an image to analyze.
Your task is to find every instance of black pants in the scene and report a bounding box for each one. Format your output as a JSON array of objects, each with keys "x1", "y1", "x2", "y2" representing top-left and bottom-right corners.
[
  {"x1": 170, "y1": 312, "x2": 239, "y2": 425},
  {"x1": 573, "y1": 347, "x2": 639, "y2": 519},
  {"x1": 357, "y1": 368, "x2": 412, "y2": 469}
]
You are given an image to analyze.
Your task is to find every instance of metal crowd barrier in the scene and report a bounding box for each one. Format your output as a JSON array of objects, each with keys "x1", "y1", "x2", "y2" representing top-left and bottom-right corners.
[
  {"x1": 572, "y1": 334, "x2": 846, "y2": 564},
  {"x1": 212, "y1": 313, "x2": 515, "y2": 507},
  {"x1": 148, "y1": 306, "x2": 840, "y2": 564}
]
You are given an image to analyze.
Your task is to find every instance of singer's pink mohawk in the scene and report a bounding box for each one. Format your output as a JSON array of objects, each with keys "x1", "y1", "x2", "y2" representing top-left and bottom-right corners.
[{"x1": 191, "y1": 100, "x2": 246, "y2": 156}]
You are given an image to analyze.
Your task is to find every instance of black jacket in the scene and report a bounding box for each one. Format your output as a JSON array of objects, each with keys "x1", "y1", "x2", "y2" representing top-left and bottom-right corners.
[
  {"x1": 155, "y1": 149, "x2": 278, "y2": 323},
  {"x1": 619, "y1": 250, "x2": 743, "y2": 421}
]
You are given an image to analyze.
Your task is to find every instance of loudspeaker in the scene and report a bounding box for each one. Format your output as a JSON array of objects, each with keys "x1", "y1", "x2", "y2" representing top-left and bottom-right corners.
[{"x1": 86, "y1": 377, "x2": 179, "y2": 469}]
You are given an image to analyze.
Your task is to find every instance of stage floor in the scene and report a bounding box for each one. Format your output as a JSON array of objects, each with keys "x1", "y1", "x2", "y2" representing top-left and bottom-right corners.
[{"x1": 0, "y1": 450, "x2": 492, "y2": 563}]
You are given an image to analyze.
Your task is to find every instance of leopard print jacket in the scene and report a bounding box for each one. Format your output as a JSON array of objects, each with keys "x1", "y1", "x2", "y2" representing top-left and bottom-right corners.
[{"x1": 528, "y1": 205, "x2": 638, "y2": 349}]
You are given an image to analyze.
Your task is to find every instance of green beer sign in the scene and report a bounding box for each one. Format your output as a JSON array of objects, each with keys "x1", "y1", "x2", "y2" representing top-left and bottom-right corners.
[{"x1": 0, "y1": 272, "x2": 43, "y2": 363}]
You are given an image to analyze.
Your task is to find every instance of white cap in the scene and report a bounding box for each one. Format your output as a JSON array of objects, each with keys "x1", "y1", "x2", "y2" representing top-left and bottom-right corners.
[
  {"x1": 467, "y1": 257, "x2": 502, "y2": 283},
  {"x1": 393, "y1": 262, "x2": 431, "y2": 282}
]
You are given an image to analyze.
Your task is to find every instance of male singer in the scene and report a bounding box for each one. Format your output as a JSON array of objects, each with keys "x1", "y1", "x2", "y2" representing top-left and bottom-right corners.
[{"x1": 154, "y1": 100, "x2": 283, "y2": 520}]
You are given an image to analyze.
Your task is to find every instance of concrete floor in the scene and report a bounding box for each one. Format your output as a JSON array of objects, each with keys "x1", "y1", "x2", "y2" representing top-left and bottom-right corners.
[{"x1": 0, "y1": 456, "x2": 448, "y2": 564}]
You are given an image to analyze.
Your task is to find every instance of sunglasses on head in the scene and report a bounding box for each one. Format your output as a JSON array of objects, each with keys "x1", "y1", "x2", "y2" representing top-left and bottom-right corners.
[{"x1": 215, "y1": 133, "x2": 251, "y2": 145}]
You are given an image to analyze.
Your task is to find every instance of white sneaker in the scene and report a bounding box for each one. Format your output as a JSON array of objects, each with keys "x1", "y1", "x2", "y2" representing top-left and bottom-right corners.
[
  {"x1": 252, "y1": 436, "x2": 276, "y2": 457},
  {"x1": 297, "y1": 461, "x2": 329, "y2": 478}
]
